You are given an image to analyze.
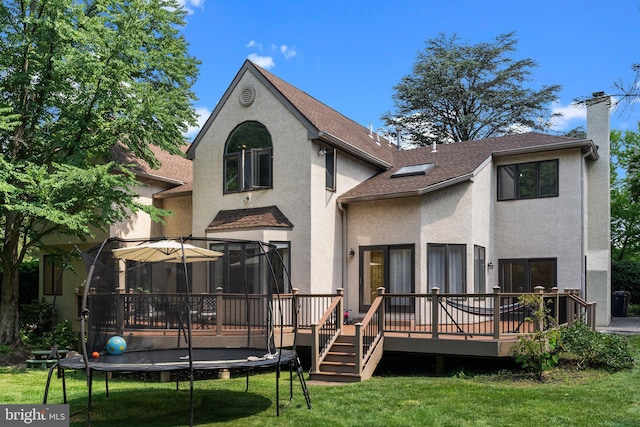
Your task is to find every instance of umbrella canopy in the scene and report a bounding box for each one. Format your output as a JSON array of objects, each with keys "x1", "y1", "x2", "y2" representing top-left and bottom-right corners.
[{"x1": 111, "y1": 240, "x2": 223, "y2": 263}]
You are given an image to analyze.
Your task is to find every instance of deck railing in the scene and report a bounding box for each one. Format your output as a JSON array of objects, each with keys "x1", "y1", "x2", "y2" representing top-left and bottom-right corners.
[
  {"x1": 309, "y1": 289, "x2": 344, "y2": 373},
  {"x1": 379, "y1": 286, "x2": 595, "y2": 339},
  {"x1": 355, "y1": 288, "x2": 385, "y2": 376},
  {"x1": 87, "y1": 289, "x2": 298, "y2": 336}
]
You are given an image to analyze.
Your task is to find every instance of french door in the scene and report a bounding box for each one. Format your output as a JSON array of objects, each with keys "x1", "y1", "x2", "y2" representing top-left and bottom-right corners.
[{"x1": 359, "y1": 245, "x2": 414, "y2": 312}]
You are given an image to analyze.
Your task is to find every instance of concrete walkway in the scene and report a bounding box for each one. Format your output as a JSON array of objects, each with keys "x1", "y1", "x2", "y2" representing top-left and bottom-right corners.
[{"x1": 597, "y1": 317, "x2": 640, "y2": 335}]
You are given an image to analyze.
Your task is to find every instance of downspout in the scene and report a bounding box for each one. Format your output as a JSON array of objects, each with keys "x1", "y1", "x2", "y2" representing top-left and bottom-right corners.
[{"x1": 337, "y1": 201, "x2": 348, "y2": 311}]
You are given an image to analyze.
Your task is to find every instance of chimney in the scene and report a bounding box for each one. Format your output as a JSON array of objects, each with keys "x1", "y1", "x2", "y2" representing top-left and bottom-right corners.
[
  {"x1": 586, "y1": 91, "x2": 610, "y2": 155},
  {"x1": 584, "y1": 91, "x2": 611, "y2": 325}
]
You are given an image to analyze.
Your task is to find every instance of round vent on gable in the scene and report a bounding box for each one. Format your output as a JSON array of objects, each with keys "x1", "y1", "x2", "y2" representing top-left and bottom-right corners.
[{"x1": 239, "y1": 85, "x2": 256, "y2": 107}]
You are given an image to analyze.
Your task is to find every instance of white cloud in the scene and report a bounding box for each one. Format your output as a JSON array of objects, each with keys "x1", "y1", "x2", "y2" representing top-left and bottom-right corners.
[
  {"x1": 550, "y1": 100, "x2": 586, "y2": 132},
  {"x1": 280, "y1": 45, "x2": 297, "y2": 59},
  {"x1": 177, "y1": 0, "x2": 205, "y2": 15},
  {"x1": 184, "y1": 106, "x2": 211, "y2": 140},
  {"x1": 246, "y1": 40, "x2": 262, "y2": 49},
  {"x1": 248, "y1": 53, "x2": 275, "y2": 69}
]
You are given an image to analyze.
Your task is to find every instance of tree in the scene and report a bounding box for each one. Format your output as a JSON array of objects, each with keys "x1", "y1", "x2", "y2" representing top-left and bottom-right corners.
[
  {"x1": 384, "y1": 32, "x2": 561, "y2": 146},
  {"x1": 0, "y1": 0, "x2": 199, "y2": 346},
  {"x1": 610, "y1": 127, "x2": 640, "y2": 261}
]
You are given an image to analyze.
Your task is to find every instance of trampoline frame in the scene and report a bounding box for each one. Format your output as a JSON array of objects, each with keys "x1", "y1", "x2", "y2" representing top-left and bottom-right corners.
[{"x1": 42, "y1": 237, "x2": 311, "y2": 426}]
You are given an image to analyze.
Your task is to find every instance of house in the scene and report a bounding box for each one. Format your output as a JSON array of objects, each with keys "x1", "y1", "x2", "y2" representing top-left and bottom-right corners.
[
  {"x1": 187, "y1": 60, "x2": 611, "y2": 325},
  {"x1": 42, "y1": 60, "x2": 612, "y2": 332}
]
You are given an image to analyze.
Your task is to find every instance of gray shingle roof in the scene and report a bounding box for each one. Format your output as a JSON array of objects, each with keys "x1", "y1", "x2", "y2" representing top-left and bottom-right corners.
[
  {"x1": 253, "y1": 63, "x2": 396, "y2": 167},
  {"x1": 206, "y1": 206, "x2": 293, "y2": 231},
  {"x1": 337, "y1": 132, "x2": 596, "y2": 203}
]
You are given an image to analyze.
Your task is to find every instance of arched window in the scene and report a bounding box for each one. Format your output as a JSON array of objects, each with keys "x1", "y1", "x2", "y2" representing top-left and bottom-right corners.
[{"x1": 223, "y1": 121, "x2": 272, "y2": 193}]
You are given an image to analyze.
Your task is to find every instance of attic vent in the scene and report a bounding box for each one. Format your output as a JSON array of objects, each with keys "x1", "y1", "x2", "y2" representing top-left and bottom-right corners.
[
  {"x1": 391, "y1": 163, "x2": 435, "y2": 178},
  {"x1": 239, "y1": 86, "x2": 256, "y2": 107}
]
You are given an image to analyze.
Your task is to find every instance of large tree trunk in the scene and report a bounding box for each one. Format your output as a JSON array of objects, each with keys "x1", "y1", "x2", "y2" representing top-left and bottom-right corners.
[
  {"x1": 1, "y1": 214, "x2": 23, "y2": 346},
  {"x1": 0, "y1": 267, "x2": 21, "y2": 345}
]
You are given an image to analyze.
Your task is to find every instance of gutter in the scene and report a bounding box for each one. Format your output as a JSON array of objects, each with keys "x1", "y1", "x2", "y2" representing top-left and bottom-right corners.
[
  {"x1": 492, "y1": 139, "x2": 599, "y2": 160},
  {"x1": 338, "y1": 173, "x2": 475, "y2": 204},
  {"x1": 318, "y1": 131, "x2": 392, "y2": 170}
]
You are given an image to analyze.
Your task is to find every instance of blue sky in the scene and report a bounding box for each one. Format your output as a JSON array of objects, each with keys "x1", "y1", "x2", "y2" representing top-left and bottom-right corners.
[{"x1": 177, "y1": 0, "x2": 640, "y2": 140}]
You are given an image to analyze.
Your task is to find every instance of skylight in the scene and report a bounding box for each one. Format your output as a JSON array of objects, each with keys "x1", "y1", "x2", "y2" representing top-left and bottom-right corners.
[{"x1": 391, "y1": 163, "x2": 435, "y2": 178}]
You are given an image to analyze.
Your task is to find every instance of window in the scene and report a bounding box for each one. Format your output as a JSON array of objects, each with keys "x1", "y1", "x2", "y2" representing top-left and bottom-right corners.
[
  {"x1": 391, "y1": 163, "x2": 435, "y2": 178},
  {"x1": 360, "y1": 245, "x2": 414, "y2": 312},
  {"x1": 497, "y1": 159, "x2": 558, "y2": 201},
  {"x1": 427, "y1": 244, "x2": 466, "y2": 293},
  {"x1": 209, "y1": 241, "x2": 289, "y2": 294},
  {"x1": 224, "y1": 121, "x2": 272, "y2": 193},
  {"x1": 474, "y1": 245, "x2": 486, "y2": 293},
  {"x1": 325, "y1": 148, "x2": 336, "y2": 191},
  {"x1": 499, "y1": 258, "x2": 557, "y2": 292},
  {"x1": 43, "y1": 255, "x2": 62, "y2": 295}
]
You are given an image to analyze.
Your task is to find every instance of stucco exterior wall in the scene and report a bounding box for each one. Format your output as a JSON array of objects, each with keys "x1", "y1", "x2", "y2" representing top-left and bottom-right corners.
[
  {"x1": 421, "y1": 181, "x2": 474, "y2": 293},
  {"x1": 346, "y1": 197, "x2": 421, "y2": 313},
  {"x1": 160, "y1": 195, "x2": 192, "y2": 237},
  {"x1": 493, "y1": 148, "x2": 584, "y2": 292},
  {"x1": 192, "y1": 71, "x2": 313, "y2": 292}
]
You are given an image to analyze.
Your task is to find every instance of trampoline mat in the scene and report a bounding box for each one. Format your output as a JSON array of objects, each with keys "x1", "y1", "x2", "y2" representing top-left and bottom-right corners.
[{"x1": 59, "y1": 348, "x2": 295, "y2": 372}]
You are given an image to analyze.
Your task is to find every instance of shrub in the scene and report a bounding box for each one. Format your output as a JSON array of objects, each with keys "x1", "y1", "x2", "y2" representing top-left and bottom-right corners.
[
  {"x1": 19, "y1": 299, "x2": 79, "y2": 350},
  {"x1": 560, "y1": 322, "x2": 635, "y2": 371},
  {"x1": 512, "y1": 294, "x2": 560, "y2": 380}
]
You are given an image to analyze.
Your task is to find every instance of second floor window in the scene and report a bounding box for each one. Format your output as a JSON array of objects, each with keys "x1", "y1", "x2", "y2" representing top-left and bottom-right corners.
[
  {"x1": 224, "y1": 121, "x2": 272, "y2": 193},
  {"x1": 497, "y1": 159, "x2": 558, "y2": 201}
]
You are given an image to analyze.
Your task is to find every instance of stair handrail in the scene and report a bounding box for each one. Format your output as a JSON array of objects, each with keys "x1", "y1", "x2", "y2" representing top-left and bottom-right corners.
[
  {"x1": 310, "y1": 289, "x2": 344, "y2": 373},
  {"x1": 355, "y1": 287, "x2": 385, "y2": 375}
]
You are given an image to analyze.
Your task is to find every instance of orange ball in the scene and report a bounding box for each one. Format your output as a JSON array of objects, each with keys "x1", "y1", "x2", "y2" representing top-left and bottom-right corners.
[{"x1": 91, "y1": 351, "x2": 100, "y2": 359}]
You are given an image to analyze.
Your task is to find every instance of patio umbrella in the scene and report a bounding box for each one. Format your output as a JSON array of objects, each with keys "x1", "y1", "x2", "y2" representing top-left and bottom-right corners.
[{"x1": 111, "y1": 239, "x2": 223, "y2": 263}]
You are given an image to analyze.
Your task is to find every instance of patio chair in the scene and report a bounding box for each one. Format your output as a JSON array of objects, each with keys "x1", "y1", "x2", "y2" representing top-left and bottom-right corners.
[{"x1": 193, "y1": 295, "x2": 216, "y2": 329}]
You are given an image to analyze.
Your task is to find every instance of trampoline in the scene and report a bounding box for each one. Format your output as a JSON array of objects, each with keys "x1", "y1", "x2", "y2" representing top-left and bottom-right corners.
[{"x1": 43, "y1": 237, "x2": 311, "y2": 426}]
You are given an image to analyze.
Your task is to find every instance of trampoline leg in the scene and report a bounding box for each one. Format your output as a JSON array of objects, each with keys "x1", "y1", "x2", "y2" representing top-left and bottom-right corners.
[
  {"x1": 289, "y1": 360, "x2": 294, "y2": 401},
  {"x1": 60, "y1": 368, "x2": 67, "y2": 404},
  {"x1": 245, "y1": 369, "x2": 250, "y2": 392},
  {"x1": 88, "y1": 369, "x2": 93, "y2": 427},
  {"x1": 105, "y1": 372, "x2": 109, "y2": 399},
  {"x1": 276, "y1": 365, "x2": 281, "y2": 417},
  {"x1": 43, "y1": 362, "x2": 58, "y2": 404}
]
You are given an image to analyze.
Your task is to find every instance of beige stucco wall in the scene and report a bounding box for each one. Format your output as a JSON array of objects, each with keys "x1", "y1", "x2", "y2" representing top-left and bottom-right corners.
[
  {"x1": 191, "y1": 70, "x2": 381, "y2": 295},
  {"x1": 160, "y1": 195, "x2": 192, "y2": 237},
  {"x1": 493, "y1": 148, "x2": 584, "y2": 292},
  {"x1": 345, "y1": 197, "x2": 421, "y2": 313}
]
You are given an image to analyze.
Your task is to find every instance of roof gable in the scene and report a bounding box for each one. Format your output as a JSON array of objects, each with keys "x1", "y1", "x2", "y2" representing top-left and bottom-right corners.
[{"x1": 187, "y1": 60, "x2": 394, "y2": 168}]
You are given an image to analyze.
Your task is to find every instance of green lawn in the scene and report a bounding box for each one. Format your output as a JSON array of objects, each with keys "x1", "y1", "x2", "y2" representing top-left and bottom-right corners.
[{"x1": 1, "y1": 337, "x2": 640, "y2": 427}]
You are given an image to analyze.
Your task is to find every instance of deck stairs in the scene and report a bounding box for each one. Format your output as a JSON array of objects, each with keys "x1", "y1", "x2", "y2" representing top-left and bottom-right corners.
[
  {"x1": 309, "y1": 332, "x2": 361, "y2": 383},
  {"x1": 309, "y1": 324, "x2": 384, "y2": 383}
]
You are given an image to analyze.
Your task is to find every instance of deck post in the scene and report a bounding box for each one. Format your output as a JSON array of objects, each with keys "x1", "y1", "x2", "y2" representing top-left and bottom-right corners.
[
  {"x1": 292, "y1": 288, "x2": 299, "y2": 333},
  {"x1": 587, "y1": 302, "x2": 597, "y2": 330},
  {"x1": 355, "y1": 322, "x2": 363, "y2": 375},
  {"x1": 534, "y1": 286, "x2": 545, "y2": 330},
  {"x1": 215, "y1": 287, "x2": 223, "y2": 335},
  {"x1": 493, "y1": 286, "x2": 501, "y2": 339},
  {"x1": 377, "y1": 287, "x2": 385, "y2": 333},
  {"x1": 431, "y1": 287, "x2": 440, "y2": 339},
  {"x1": 551, "y1": 287, "x2": 559, "y2": 323},
  {"x1": 310, "y1": 323, "x2": 319, "y2": 373},
  {"x1": 337, "y1": 288, "x2": 344, "y2": 333}
]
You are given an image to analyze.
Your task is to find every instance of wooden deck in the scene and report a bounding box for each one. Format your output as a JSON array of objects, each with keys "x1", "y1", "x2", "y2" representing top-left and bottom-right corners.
[{"x1": 297, "y1": 322, "x2": 522, "y2": 358}]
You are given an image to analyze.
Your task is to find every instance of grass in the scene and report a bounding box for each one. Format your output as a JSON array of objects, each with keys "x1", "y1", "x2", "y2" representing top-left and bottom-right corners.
[{"x1": 1, "y1": 336, "x2": 640, "y2": 427}]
